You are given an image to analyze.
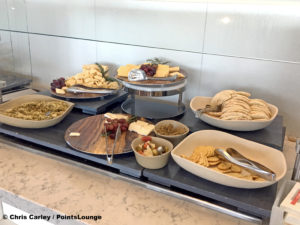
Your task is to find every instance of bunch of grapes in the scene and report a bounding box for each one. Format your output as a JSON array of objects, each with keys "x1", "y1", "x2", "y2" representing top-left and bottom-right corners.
[
  {"x1": 140, "y1": 64, "x2": 158, "y2": 77},
  {"x1": 51, "y1": 77, "x2": 66, "y2": 91},
  {"x1": 103, "y1": 118, "x2": 129, "y2": 139}
]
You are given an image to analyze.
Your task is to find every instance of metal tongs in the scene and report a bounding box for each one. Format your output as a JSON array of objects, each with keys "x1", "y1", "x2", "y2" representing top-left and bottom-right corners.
[
  {"x1": 66, "y1": 85, "x2": 119, "y2": 94},
  {"x1": 128, "y1": 69, "x2": 177, "y2": 82},
  {"x1": 215, "y1": 148, "x2": 276, "y2": 181},
  {"x1": 104, "y1": 124, "x2": 121, "y2": 164}
]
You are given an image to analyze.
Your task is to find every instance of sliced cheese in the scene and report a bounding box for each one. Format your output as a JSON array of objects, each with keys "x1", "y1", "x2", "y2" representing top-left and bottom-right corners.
[
  {"x1": 169, "y1": 72, "x2": 185, "y2": 78},
  {"x1": 69, "y1": 132, "x2": 80, "y2": 137},
  {"x1": 128, "y1": 120, "x2": 155, "y2": 136},
  {"x1": 169, "y1": 66, "x2": 180, "y2": 73},
  {"x1": 55, "y1": 88, "x2": 66, "y2": 94},
  {"x1": 154, "y1": 64, "x2": 170, "y2": 78},
  {"x1": 104, "y1": 113, "x2": 129, "y2": 121},
  {"x1": 117, "y1": 64, "x2": 140, "y2": 77}
]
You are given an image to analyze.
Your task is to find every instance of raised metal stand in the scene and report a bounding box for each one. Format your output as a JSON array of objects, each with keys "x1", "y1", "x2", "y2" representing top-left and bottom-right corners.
[{"x1": 120, "y1": 80, "x2": 187, "y2": 119}]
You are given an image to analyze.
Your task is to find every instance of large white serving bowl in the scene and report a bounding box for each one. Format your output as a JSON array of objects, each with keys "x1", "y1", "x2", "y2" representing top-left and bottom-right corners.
[
  {"x1": 171, "y1": 130, "x2": 287, "y2": 189},
  {"x1": 190, "y1": 96, "x2": 278, "y2": 131},
  {"x1": 0, "y1": 94, "x2": 74, "y2": 128}
]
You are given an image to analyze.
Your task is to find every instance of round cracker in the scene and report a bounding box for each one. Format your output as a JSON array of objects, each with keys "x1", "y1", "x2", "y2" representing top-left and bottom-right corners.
[
  {"x1": 209, "y1": 161, "x2": 220, "y2": 166},
  {"x1": 207, "y1": 156, "x2": 220, "y2": 162},
  {"x1": 217, "y1": 162, "x2": 232, "y2": 170},
  {"x1": 231, "y1": 164, "x2": 242, "y2": 173}
]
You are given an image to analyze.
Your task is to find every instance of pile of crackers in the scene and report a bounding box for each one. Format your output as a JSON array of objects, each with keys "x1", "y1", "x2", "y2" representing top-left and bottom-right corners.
[
  {"x1": 181, "y1": 145, "x2": 265, "y2": 181},
  {"x1": 65, "y1": 64, "x2": 119, "y2": 90},
  {"x1": 207, "y1": 90, "x2": 272, "y2": 120}
]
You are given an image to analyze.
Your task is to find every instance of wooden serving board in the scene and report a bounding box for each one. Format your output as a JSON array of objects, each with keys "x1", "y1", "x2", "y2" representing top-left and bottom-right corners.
[
  {"x1": 65, "y1": 114, "x2": 139, "y2": 155},
  {"x1": 50, "y1": 89, "x2": 106, "y2": 100},
  {"x1": 116, "y1": 75, "x2": 186, "y2": 86}
]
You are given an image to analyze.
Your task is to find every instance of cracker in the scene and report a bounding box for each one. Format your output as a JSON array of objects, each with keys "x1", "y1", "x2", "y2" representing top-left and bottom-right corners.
[
  {"x1": 218, "y1": 162, "x2": 232, "y2": 170},
  {"x1": 209, "y1": 161, "x2": 220, "y2": 166},
  {"x1": 208, "y1": 156, "x2": 220, "y2": 162},
  {"x1": 231, "y1": 164, "x2": 242, "y2": 173}
]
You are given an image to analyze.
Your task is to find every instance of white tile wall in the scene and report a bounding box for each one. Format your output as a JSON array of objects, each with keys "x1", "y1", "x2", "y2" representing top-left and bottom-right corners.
[
  {"x1": 1, "y1": 0, "x2": 300, "y2": 136},
  {"x1": 26, "y1": 0, "x2": 95, "y2": 39},
  {"x1": 0, "y1": 31, "x2": 13, "y2": 72},
  {"x1": 7, "y1": 0, "x2": 27, "y2": 31},
  {"x1": 204, "y1": 1, "x2": 300, "y2": 62},
  {"x1": 201, "y1": 54, "x2": 300, "y2": 136},
  {"x1": 11, "y1": 32, "x2": 31, "y2": 76},
  {"x1": 96, "y1": 41, "x2": 202, "y2": 102},
  {"x1": 95, "y1": 0, "x2": 206, "y2": 52},
  {"x1": 30, "y1": 34, "x2": 97, "y2": 89},
  {"x1": 0, "y1": 0, "x2": 9, "y2": 29}
]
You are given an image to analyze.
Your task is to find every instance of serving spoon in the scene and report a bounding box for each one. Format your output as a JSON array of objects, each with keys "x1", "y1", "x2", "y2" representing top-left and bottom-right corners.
[
  {"x1": 128, "y1": 69, "x2": 177, "y2": 82},
  {"x1": 215, "y1": 148, "x2": 276, "y2": 181}
]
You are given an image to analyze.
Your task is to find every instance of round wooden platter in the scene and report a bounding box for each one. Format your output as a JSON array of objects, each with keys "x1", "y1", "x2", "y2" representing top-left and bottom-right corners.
[
  {"x1": 65, "y1": 114, "x2": 140, "y2": 155},
  {"x1": 116, "y1": 75, "x2": 186, "y2": 87},
  {"x1": 50, "y1": 89, "x2": 106, "y2": 100}
]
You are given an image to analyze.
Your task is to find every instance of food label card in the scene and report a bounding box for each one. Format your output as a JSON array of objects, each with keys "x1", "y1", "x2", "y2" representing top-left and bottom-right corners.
[{"x1": 280, "y1": 182, "x2": 300, "y2": 215}]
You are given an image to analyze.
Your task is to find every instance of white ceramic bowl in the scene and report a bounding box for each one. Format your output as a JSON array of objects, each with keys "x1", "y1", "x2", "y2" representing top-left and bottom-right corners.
[
  {"x1": 131, "y1": 136, "x2": 173, "y2": 169},
  {"x1": 0, "y1": 94, "x2": 74, "y2": 128},
  {"x1": 171, "y1": 130, "x2": 287, "y2": 189},
  {"x1": 190, "y1": 96, "x2": 278, "y2": 131},
  {"x1": 154, "y1": 120, "x2": 189, "y2": 146}
]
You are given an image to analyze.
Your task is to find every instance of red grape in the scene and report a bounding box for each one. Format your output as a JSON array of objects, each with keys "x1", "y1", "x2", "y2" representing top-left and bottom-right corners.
[{"x1": 109, "y1": 133, "x2": 116, "y2": 139}]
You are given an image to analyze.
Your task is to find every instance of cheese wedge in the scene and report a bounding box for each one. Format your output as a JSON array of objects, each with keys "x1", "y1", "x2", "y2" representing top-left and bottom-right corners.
[
  {"x1": 169, "y1": 66, "x2": 180, "y2": 73},
  {"x1": 104, "y1": 113, "x2": 129, "y2": 121},
  {"x1": 154, "y1": 64, "x2": 170, "y2": 77},
  {"x1": 169, "y1": 72, "x2": 185, "y2": 78},
  {"x1": 117, "y1": 64, "x2": 140, "y2": 77},
  {"x1": 129, "y1": 120, "x2": 155, "y2": 136}
]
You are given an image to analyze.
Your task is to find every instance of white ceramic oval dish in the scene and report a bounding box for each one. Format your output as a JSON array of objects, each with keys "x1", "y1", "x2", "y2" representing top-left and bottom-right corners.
[
  {"x1": 0, "y1": 94, "x2": 74, "y2": 128},
  {"x1": 171, "y1": 130, "x2": 287, "y2": 189},
  {"x1": 190, "y1": 96, "x2": 278, "y2": 131},
  {"x1": 131, "y1": 136, "x2": 173, "y2": 169}
]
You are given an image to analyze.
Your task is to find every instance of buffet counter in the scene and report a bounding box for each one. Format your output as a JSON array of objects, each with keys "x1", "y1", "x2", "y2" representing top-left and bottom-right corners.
[{"x1": 0, "y1": 135, "x2": 296, "y2": 225}]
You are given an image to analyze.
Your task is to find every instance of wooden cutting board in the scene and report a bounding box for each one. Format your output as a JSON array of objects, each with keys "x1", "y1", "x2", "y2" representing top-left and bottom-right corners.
[{"x1": 65, "y1": 114, "x2": 139, "y2": 155}]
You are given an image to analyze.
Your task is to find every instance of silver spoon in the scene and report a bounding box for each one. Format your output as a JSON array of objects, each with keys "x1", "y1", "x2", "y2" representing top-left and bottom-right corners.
[
  {"x1": 128, "y1": 69, "x2": 177, "y2": 82},
  {"x1": 157, "y1": 146, "x2": 164, "y2": 155},
  {"x1": 215, "y1": 148, "x2": 276, "y2": 181}
]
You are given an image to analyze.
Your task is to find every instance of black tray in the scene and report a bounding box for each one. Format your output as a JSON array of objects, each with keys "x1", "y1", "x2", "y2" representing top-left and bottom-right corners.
[{"x1": 0, "y1": 103, "x2": 285, "y2": 220}]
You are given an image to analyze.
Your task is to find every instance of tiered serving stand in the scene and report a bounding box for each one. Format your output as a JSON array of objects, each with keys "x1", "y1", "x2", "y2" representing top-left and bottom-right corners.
[{"x1": 117, "y1": 76, "x2": 187, "y2": 119}]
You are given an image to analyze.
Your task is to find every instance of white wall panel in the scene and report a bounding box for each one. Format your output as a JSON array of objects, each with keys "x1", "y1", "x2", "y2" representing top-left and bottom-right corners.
[
  {"x1": 96, "y1": 41, "x2": 202, "y2": 102},
  {"x1": 95, "y1": 0, "x2": 206, "y2": 52},
  {"x1": 201, "y1": 54, "x2": 300, "y2": 136},
  {"x1": 27, "y1": 0, "x2": 95, "y2": 39},
  {"x1": 0, "y1": 31, "x2": 13, "y2": 72},
  {"x1": 204, "y1": 1, "x2": 300, "y2": 62},
  {"x1": 30, "y1": 34, "x2": 97, "y2": 89},
  {"x1": 0, "y1": 0, "x2": 9, "y2": 29},
  {"x1": 7, "y1": 0, "x2": 27, "y2": 31},
  {"x1": 11, "y1": 32, "x2": 31, "y2": 76}
]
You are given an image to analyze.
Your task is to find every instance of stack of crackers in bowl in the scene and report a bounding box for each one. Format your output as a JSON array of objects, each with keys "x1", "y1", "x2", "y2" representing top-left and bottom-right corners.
[
  {"x1": 180, "y1": 145, "x2": 265, "y2": 181},
  {"x1": 206, "y1": 90, "x2": 272, "y2": 121}
]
